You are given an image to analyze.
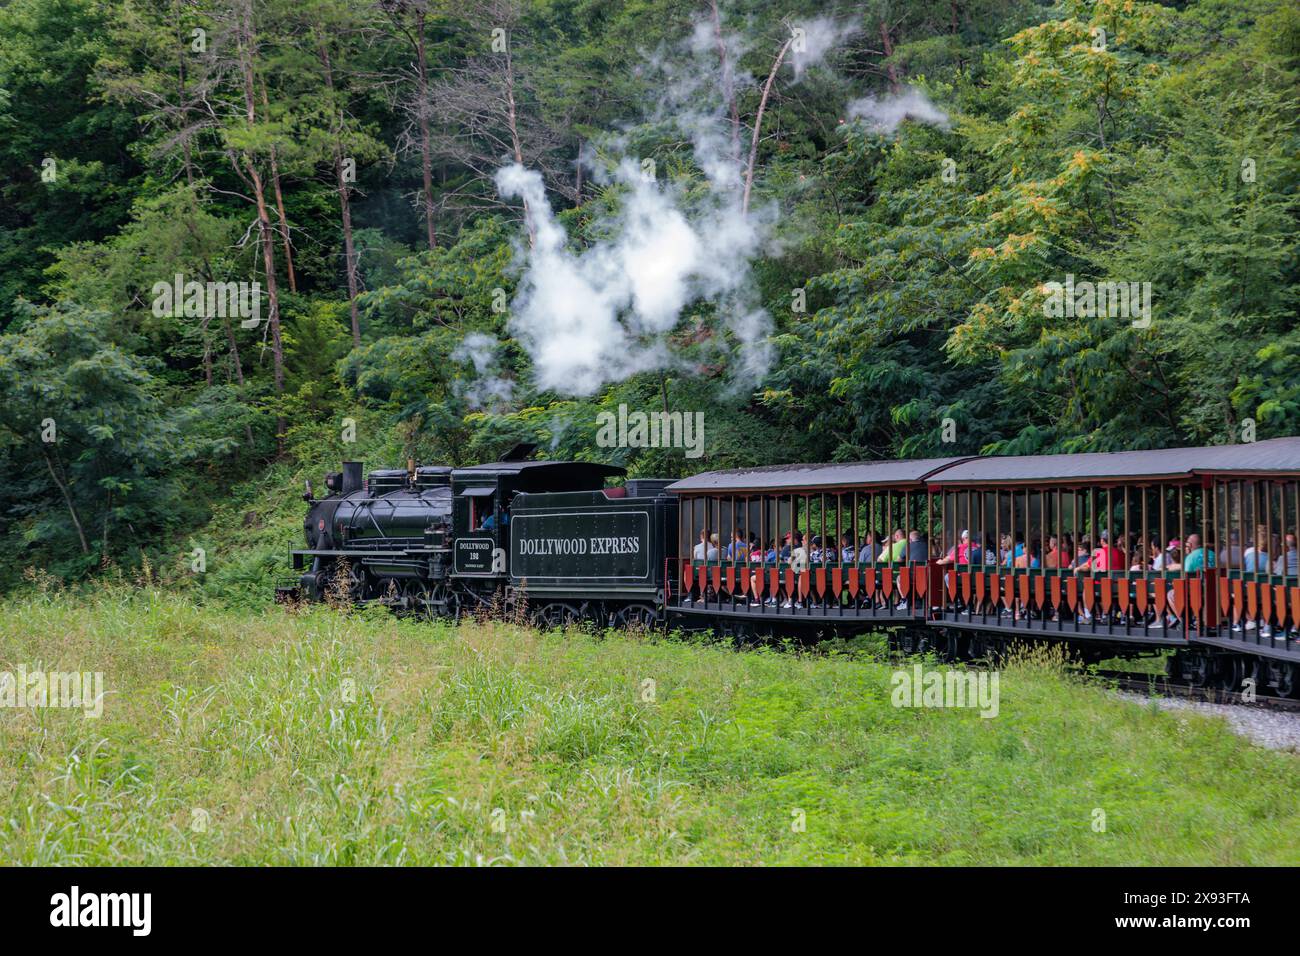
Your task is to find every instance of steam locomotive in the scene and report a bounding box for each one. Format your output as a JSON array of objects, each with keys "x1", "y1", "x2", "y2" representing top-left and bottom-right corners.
[
  {"x1": 281, "y1": 438, "x2": 1300, "y2": 697},
  {"x1": 284, "y1": 444, "x2": 678, "y2": 627}
]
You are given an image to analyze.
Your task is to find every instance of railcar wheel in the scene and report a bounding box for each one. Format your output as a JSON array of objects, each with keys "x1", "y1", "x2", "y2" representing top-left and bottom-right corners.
[
  {"x1": 1270, "y1": 661, "x2": 1297, "y2": 698},
  {"x1": 1173, "y1": 651, "x2": 1211, "y2": 688},
  {"x1": 1213, "y1": 655, "x2": 1257, "y2": 693}
]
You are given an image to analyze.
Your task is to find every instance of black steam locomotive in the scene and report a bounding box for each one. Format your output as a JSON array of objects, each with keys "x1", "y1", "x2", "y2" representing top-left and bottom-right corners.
[{"x1": 284, "y1": 443, "x2": 678, "y2": 626}]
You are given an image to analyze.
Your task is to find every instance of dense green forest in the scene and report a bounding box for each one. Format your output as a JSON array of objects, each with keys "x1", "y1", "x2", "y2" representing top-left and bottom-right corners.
[{"x1": 1, "y1": 0, "x2": 1297, "y2": 585}]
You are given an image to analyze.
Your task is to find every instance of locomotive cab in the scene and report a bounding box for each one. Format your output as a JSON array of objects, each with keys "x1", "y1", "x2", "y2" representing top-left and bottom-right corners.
[{"x1": 448, "y1": 459, "x2": 625, "y2": 580}]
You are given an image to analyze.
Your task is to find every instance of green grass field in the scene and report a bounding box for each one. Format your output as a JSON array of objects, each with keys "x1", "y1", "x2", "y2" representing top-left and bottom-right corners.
[{"x1": 1, "y1": 585, "x2": 1297, "y2": 865}]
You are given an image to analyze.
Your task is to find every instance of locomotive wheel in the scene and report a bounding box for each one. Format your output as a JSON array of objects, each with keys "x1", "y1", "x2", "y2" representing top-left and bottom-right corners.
[
  {"x1": 381, "y1": 578, "x2": 416, "y2": 613},
  {"x1": 611, "y1": 604, "x2": 658, "y2": 632},
  {"x1": 407, "y1": 580, "x2": 447, "y2": 620},
  {"x1": 325, "y1": 559, "x2": 368, "y2": 606},
  {"x1": 534, "y1": 602, "x2": 581, "y2": 629}
]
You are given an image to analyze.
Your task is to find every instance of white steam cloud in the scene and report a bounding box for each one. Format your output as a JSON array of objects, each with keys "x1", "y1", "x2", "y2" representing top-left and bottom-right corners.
[
  {"x1": 491, "y1": 16, "x2": 851, "y2": 397},
  {"x1": 846, "y1": 87, "x2": 950, "y2": 134},
  {"x1": 496, "y1": 160, "x2": 770, "y2": 396},
  {"x1": 452, "y1": 331, "x2": 513, "y2": 410},
  {"x1": 789, "y1": 17, "x2": 857, "y2": 80}
]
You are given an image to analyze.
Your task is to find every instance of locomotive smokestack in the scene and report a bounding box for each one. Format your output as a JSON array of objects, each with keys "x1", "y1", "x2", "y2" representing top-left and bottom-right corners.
[{"x1": 342, "y1": 461, "x2": 363, "y2": 495}]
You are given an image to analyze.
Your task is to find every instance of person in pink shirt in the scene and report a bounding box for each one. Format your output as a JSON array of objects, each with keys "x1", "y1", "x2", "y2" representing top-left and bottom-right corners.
[{"x1": 1075, "y1": 529, "x2": 1123, "y2": 572}]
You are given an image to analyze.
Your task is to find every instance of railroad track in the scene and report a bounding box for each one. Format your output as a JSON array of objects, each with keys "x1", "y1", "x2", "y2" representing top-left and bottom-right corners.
[{"x1": 1089, "y1": 668, "x2": 1300, "y2": 712}]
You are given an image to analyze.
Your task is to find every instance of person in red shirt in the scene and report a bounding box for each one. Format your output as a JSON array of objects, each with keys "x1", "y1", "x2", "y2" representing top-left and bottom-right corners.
[{"x1": 1075, "y1": 529, "x2": 1123, "y2": 572}]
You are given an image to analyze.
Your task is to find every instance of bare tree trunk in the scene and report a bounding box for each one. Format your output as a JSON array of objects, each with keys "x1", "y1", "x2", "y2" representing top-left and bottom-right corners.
[
  {"x1": 336, "y1": 150, "x2": 361, "y2": 346},
  {"x1": 708, "y1": 0, "x2": 741, "y2": 167},
  {"x1": 261, "y1": 81, "x2": 297, "y2": 293},
  {"x1": 237, "y1": 0, "x2": 285, "y2": 452},
  {"x1": 220, "y1": 315, "x2": 246, "y2": 386},
  {"x1": 42, "y1": 447, "x2": 90, "y2": 555},
  {"x1": 415, "y1": 8, "x2": 436, "y2": 251},
  {"x1": 318, "y1": 40, "x2": 362, "y2": 347},
  {"x1": 879, "y1": 21, "x2": 901, "y2": 93},
  {"x1": 742, "y1": 34, "x2": 794, "y2": 215},
  {"x1": 101, "y1": 489, "x2": 111, "y2": 563},
  {"x1": 201, "y1": 316, "x2": 213, "y2": 384},
  {"x1": 174, "y1": 0, "x2": 196, "y2": 188},
  {"x1": 574, "y1": 140, "x2": 584, "y2": 203},
  {"x1": 248, "y1": 165, "x2": 285, "y2": 398},
  {"x1": 502, "y1": 40, "x2": 535, "y2": 246}
]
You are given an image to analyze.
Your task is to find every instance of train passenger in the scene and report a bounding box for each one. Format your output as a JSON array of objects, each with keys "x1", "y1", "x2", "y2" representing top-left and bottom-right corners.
[
  {"x1": 1003, "y1": 539, "x2": 1043, "y2": 621},
  {"x1": 859, "y1": 533, "x2": 878, "y2": 561},
  {"x1": 1001, "y1": 532, "x2": 1025, "y2": 568},
  {"x1": 693, "y1": 530, "x2": 720, "y2": 561},
  {"x1": 1243, "y1": 527, "x2": 1270, "y2": 573},
  {"x1": 782, "y1": 533, "x2": 808, "y2": 609},
  {"x1": 907, "y1": 530, "x2": 928, "y2": 563},
  {"x1": 840, "y1": 533, "x2": 856, "y2": 562},
  {"x1": 1015, "y1": 538, "x2": 1040, "y2": 569},
  {"x1": 1222, "y1": 530, "x2": 1243, "y2": 569},
  {"x1": 936, "y1": 529, "x2": 975, "y2": 566},
  {"x1": 1152, "y1": 537, "x2": 1178, "y2": 570},
  {"x1": 747, "y1": 542, "x2": 769, "y2": 606},
  {"x1": 1043, "y1": 535, "x2": 1061, "y2": 569},
  {"x1": 1075, "y1": 529, "x2": 1123, "y2": 572},
  {"x1": 727, "y1": 529, "x2": 747, "y2": 560},
  {"x1": 780, "y1": 531, "x2": 793, "y2": 561},
  {"x1": 1175, "y1": 533, "x2": 1215, "y2": 572},
  {"x1": 1273, "y1": 533, "x2": 1298, "y2": 576},
  {"x1": 1129, "y1": 542, "x2": 1149, "y2": 572},
  {"x1": 880, "y1": 528, "x2": 907, "y2": 563},
  {"x1": 1162, "y1": 534, "x2": 1212, "y2": 629}
]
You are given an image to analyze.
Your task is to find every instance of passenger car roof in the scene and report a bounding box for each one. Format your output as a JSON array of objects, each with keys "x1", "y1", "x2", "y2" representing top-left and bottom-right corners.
[
  {"x1": 667, "y1": 438, "x2": 1300, "y2": 493},
  {"x1": 928, "y1": 437, "x2": 1300, "y2": 486},
  {"x1": 667, "y1": 457, "x2": 973, "y2": 493}
]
